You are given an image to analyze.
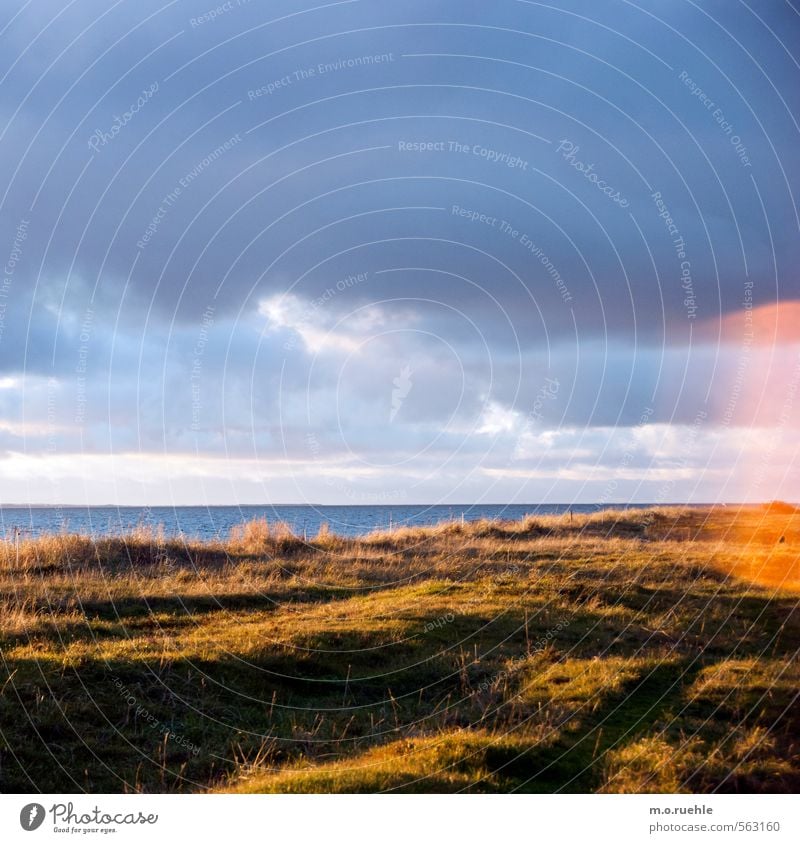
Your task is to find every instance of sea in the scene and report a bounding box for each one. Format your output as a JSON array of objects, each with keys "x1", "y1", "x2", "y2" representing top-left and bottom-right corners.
[{"x1": 0, "y1": 503, "x2": 688, "y2": 541}]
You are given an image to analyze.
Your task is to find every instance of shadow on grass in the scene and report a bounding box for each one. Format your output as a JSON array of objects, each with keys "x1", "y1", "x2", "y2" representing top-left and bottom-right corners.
[
  {"x1": 478, "y1": 659, "x2": 703, "y2": 792},
  {"x1": 1, "y1": 586, "x2": 797, "y2": 793}
]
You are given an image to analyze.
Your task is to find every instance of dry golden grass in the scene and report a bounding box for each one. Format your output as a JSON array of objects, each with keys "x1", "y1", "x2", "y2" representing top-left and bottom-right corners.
[{"x1": 0, "y1": 504, "x2": 797, "y2": 793}]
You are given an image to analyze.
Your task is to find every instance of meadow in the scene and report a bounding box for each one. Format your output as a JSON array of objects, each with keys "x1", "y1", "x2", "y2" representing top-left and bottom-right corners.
[{"x1": 0, "y1": 505, "x2": 798, "y2": 793}]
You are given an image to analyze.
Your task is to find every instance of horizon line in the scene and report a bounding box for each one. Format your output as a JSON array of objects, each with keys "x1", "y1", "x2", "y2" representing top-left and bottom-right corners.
[{"x1": 0, "y1": 501, "x2": 790, "y2": 509}]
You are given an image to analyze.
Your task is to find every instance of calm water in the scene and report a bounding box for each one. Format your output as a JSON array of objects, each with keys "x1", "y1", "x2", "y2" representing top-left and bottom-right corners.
[{"x1": 0, "y1": 503, "x2": 680, "y2": 541}]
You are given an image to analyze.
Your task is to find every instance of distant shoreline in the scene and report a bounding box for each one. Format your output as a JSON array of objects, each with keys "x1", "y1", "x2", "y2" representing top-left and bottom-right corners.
[
  {"x1": 0, "y1": 501, "x2": 772, "y2": 509},
  {"x1": 2, "y1": 501, "x2": 794, "y2": 542}
]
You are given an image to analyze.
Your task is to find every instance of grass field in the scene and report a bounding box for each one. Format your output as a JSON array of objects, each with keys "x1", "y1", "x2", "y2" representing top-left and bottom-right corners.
[{"x1": 0, "y1": 505, "x2": 798, "y2": 793}]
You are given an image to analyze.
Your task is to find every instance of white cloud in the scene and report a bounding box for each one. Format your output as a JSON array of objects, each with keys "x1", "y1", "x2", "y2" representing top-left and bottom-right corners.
[
  {"x1": 477, "y1": 401, "x2": 519, "y2": 435},
  {"x1": 259, "y1": 294, "x2": 388, "y2": 354}
]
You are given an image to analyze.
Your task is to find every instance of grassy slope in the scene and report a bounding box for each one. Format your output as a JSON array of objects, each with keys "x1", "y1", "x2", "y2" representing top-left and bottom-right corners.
[{"x1": 0, "y1": 506, "x2": 798, "y2": 793}]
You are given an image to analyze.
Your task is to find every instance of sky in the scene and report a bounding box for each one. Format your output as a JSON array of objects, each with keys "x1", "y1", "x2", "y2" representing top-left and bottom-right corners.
[{"x1": 0, "y1": 0, "x2": 798, "y2": 506}]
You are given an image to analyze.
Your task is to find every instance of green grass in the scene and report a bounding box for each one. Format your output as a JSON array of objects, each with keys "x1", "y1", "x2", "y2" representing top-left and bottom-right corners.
[{"x1": 0, "y1": 505, "x2": 798, "y2": 793}]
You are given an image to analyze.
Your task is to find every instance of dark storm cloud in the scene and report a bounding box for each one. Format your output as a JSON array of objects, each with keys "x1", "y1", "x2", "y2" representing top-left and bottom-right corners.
[{"x1": 0, "y1": 0, "x2": 798, "y2": 502}]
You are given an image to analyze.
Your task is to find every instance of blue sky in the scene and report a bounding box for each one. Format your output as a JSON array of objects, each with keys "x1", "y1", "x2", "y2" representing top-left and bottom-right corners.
[{"x1": 0, "y1": 0, "x2": 798, "y2": 505}]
